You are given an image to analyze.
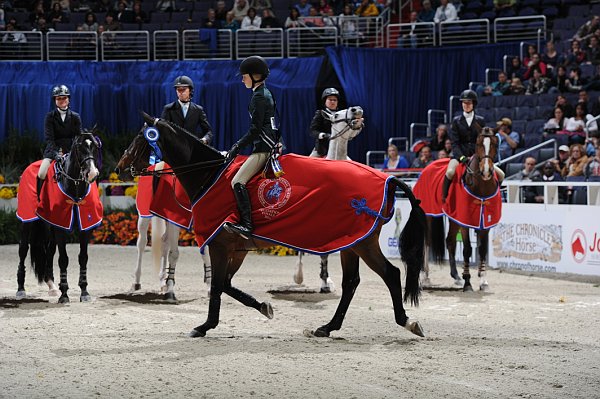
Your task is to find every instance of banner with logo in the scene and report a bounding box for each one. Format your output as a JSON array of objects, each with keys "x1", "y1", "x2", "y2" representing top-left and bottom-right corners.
[
  {"x1": 379, "y1": 197, "x2": 413, "y2": 259},
  {"x1": 488, "y1": 204, "x2": 600, "y2": 276}
]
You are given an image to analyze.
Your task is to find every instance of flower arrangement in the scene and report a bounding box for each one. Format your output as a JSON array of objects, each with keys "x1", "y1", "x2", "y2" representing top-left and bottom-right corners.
[
  {"x1": 0, "y1": 174, "x2": 5, "y2": 184},
  {"x1": 256, "y1": 245, "x2": 297, "y2": 256},
  {"x1": 0, "y1": 186, "x2": 17, "y2": 199}
]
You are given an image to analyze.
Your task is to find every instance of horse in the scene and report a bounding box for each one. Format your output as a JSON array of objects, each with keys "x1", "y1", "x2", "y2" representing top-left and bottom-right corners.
[
  {"x1": 134, "y1": 111, "x2": 427, "y2": 338},
  {"x1": 17, "y1": 130, "x2": 102, "y2": 303},
  {"x1": 115, "y1": 129, "x2": 212, "y2": 301},
  {"x1": 415, "y1": 127, "x2": 501, "y2": 292},
  {"x1": 294, "y1": 106, "x2": 364, "y2": 293}
]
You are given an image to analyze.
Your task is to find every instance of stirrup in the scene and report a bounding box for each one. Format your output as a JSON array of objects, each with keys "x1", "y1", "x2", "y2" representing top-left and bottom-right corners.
[{"x1": 223, "y1": 222, "x2": 252, "y2": 239}]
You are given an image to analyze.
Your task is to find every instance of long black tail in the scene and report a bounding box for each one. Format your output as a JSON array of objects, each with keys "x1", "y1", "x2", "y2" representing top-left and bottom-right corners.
[
  {"x1": 429, "y1": 216, "x2": 446, "y2": 264},
  {"x1": 392, "y1": 177, "x2": 427, "y2": 306},
  {"x1": 30, "y1": 219, "x2": 49, "y2": 284}
]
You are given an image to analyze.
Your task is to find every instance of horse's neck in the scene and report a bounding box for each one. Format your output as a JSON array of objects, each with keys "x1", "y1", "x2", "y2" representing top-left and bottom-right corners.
[
  {"x1": 466, "y1": 158, "x2": 498, "y2": 198},
  {"x1": 62, "y1": 158, "x2": 88, "y2": 199},
  {"x1": 326, "y1": 128, "x2": 348, "y2": 160}
]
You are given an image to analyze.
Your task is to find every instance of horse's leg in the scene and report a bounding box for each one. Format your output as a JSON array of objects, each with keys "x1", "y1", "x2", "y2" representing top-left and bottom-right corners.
[
  {"x1": 446, "y1": 222, "x2": 462, "y2": 286},
  {"x1": 293, "y1": 251, "x2": 304, "y2": 285},
  {"x1": 55, "y1": 230, "x2": 70, "y2": 304},
  {"x1": 163, "y1": 223, "x2": 180, "y2": 302},
  {"x1": 201, "y1": 245, "x2": 212, "y2": 294},
  {"x1": 461, "y1": 227, "x2": 474, "y2": 292},
  {"x1": 477, "y1": 230, "x2": 490, "y2": 291},
  {"x1": 319, "y1": 254, "x2": 335, "y2": 293},
  {"x1": 45, "y1": 230, "x2": 59, "y2": 296},
  {"x1": 421, "y1": 217, "x2": 432, "y2": 286},
  {"x1": 131, "y1": 216, "x2": 150, "y2": 291},
  {"x1": 78, "y1": 230, "x2": 92, "y2": 302},
  {"x1": 151, "y1": 217, "x2": 167, "y2": 293},
  {"x1": 16, "y1": 223, "x2": 30, "y2": 298}
]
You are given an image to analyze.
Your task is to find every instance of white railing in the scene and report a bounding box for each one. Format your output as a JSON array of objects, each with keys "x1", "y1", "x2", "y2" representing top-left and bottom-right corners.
[
  {"x1": 503, "y1": 180, "x2": 600, "y2": 206},
  {"x1": 494, "y1": 15, "x2": 546, "y2": 44},
  {"x1": 235, "y1": 28, "x2": 284, "y2": 59},
  {"x1": 101, "y1": 31, "x2": 150, "y2": 61},
  {"x1": 286, "y1": 26, "x2": 338, "y2": 58},
  {"x1": 182, "y1": 29, "x2": 233, "y2": 60},
  {"x1": 386, "y1": 22, "x2": 436, "y2": 48},
  {"x1": 153, "y1": 30, "x2": 179, "y2": 61},
  {"x1": 0, "y1": 31, "x2": 43, "y2": 61},
  {"x1": 366, "y1": 150, "x2": 386, "y2": 168},
  {"x1": 47, "y1": 31, "x2": 98, "y2": 61},
  {"x1": 439, "y1": 18, "x2": 490, "y2": 46}
]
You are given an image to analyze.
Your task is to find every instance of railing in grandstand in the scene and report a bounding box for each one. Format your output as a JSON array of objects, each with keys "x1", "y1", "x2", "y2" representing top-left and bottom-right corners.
[
  {"x1": 47, "y1": 31, "x2": 98, "y2": 61},
  {"x1": 101, "y1": 31, "x2": 150, "y2": 61},
  {"x1": 439, "y1": 19, "x2": 490, "y2": 46},
  {"x1": 287, "y1": 27, "x2": 338, "y2": 58},
  {"x1": 496, "y1": 139, "x2": 557, "y2": 172},
  {"x1": 0, "y1": 31, "x2": 43, "y2": 61},
  {"x1": 494, "y1": 15, "x2": 546, "y2": 45},
  {"x1": 154, "y1": 30, "x2": 179, "y2": 61},
  {"x1": 366, "y1": 150, "x2": 386, "y2": 169},
  {"x1": 388, "y1": 136, "x2": 409, "y2": 152},
  {"x1": 409, "y1": 123, "x2": 428, "y2": 150},
  {"x1": 485, "y1": 67, "x2": 502, "y2": 85},
  {"x1": 427, "y1": 109, "x2": 447, "y2": 136},
  {"x1": 385, "y1": 22, "x2": 436, "y2": 48},
  {"x1": 503, "y1": 180, "x2": 600, "y2": 206},
  {"x1": 235, "y1": 28, "x2": 284, "y2": 59},
  {"x1": 182, "y1": 29, "x2": 233, "y2": 60}
]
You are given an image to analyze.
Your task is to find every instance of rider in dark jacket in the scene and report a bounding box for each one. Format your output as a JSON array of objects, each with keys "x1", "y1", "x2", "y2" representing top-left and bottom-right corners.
[
  {"x1": 37, "y1": 84, "x2": 82, "y2": 199},
  {"x1": 309, "y1": 87, "x2": 340, "y2": 157}
]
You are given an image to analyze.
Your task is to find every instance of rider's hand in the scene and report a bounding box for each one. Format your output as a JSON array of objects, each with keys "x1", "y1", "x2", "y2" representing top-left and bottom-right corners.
[{"x1": 226, "y1": 143, "x2": 240, "y2": 162}]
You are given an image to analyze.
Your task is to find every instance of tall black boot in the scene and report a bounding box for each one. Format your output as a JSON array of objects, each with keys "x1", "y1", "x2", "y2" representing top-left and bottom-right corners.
[
  {"x1": 227, "y1": 183, "x2": 253, "y2": 239},
  {"x1": 442, "y1": 176, "x2": 452, "y2": 203},
  {"x1": 36, "y1": 177, "x2": 44, "y2": 202}
]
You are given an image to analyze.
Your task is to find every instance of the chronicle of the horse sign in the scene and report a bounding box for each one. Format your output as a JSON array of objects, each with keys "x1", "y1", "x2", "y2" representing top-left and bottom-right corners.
[{"x1": 257, "y1": 177, "x2": 292, "y2": 220}]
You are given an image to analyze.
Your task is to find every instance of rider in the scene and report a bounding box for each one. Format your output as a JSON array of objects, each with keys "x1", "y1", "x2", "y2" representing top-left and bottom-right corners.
[
  {"x1": 309, "y1": 87, "x2": 340, "y2": 157},
  {"x1": 161, "y1": 75, "x2": 213, "y2": 145},
  {"x1": 225, "y1": 55, "x2": 278, "y2": 239},
  {"x1": 442, "y1": 89, "x2": 505, "y2": 202},
  {"x1": 37, "y1": 84, "x2": 82, "y2": 200}
]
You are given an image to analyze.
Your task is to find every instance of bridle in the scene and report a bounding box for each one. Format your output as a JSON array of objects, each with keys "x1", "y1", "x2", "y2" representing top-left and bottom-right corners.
[
  {"x1": 328, "y1": 107, "x2": 363, "y2": 141},
  {"x1": 464, "y1": 130, "x2": 497, "y2": 183},
  {"x1": 55, "y1": 133, "x2": 99, "y2": 185}
]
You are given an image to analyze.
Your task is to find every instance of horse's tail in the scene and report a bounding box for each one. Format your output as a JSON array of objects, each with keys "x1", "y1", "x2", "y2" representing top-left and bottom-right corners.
[
  {"x1": 392, "y1": 177, "x2": 427, "y2": 307},
  {"x1": 151, "y1": 217, "x2": 165, "y2": 276},
  {"x1": 429, "y1": 216, "x2": 446, "y2": 264},
  {"x1": 29, "y1": 219, "x2": 50, "y2": 284}
]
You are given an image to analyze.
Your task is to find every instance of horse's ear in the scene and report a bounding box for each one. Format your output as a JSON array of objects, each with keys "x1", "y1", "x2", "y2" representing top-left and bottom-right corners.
[{"x1": 140, "y1": 111, "x2": 155, "y2": 126}]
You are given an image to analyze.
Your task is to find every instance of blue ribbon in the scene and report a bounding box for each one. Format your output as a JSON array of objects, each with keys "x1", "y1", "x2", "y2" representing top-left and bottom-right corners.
[
  {"x1": 350, "y1": 198, "x2": 383, "y2": 219},
  {"x1": 143, "y1": 127, "x2": 162, "y2": 165}
]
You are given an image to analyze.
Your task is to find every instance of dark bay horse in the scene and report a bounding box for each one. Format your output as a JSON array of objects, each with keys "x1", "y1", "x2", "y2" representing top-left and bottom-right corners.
[
  {"x1": 130, "y1": 111, "x2": 427, "y2": 338},
  {"x1": 26, "y1": 131, "x2": 102, "y2": 303},
  {"x1": 427, "y1": 127, "x2": 501, "y2": 292}
]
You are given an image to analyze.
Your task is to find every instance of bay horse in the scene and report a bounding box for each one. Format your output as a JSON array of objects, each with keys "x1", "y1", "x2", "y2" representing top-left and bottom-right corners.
[
  {"x1": 422, "y1": 127, "x2": 501, "y2": 292},
  {"x1": 294, "y1": 106, "x2": 364, "y2": 293},
  {"x1": 115, "y1": 129, "x2": 212, "y2": 301},
  {"x1": 135, "y1": 111, "x2": 426, "y2": 338},
  {"x1": 22, "y1": 130, "x2": 102, "y2": 303}
]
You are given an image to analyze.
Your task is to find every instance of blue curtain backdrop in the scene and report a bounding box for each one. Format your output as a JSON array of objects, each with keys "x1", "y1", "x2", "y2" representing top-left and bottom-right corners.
[{"x1": 0, "y1": 43, "x2": 519, "y2": 162}]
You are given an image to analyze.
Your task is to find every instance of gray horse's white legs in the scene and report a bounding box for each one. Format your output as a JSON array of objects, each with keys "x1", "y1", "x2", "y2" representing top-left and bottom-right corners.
[
  {"x1": 294, "y1": 252, "x2": 304, "y2": 285},
  {"x1": 131, "y1": 216, "x2": 151, "y2": 292}
]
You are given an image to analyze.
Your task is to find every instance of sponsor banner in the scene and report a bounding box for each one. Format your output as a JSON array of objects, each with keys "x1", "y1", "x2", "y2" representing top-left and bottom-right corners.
[
  {"x1": 489, "y1": 204, "x2": 600, "y2": 276},
  {"x1": 380, "y1": 198, "x2": 412, "y2": 258}
]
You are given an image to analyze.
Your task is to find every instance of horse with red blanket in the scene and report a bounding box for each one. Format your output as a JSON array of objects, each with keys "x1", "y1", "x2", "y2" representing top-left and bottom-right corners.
[
  {"x1": 413, "y1": 127, "x2": 502, "y2": 291},
  {"x1": 128, "y1": 111, "x2": 427, "y2": 338}
]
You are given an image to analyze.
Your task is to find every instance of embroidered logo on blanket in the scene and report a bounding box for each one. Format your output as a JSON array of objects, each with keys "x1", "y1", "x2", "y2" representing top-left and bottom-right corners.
[{"x1": 258, "y1": 178, "x2": 292, "y2": 219}]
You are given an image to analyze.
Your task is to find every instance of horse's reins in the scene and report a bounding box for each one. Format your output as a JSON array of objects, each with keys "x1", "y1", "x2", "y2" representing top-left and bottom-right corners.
[{"x1": 55, "y1": 135, "x2": 99, "y2": 185}]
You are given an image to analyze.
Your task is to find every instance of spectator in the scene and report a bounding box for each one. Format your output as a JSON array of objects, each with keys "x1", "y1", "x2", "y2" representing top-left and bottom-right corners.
[
  {"x1": 1, "y1": 23, "x2": 27, "y2": 57},
  {"x1": 496, "y1": 117, "x2": 520, "y2": 161},
  {"x1": 155, "y1": 0, "x2": 175, "y2": 12},
  {"x1": 489, "y1": 71, "x2": 510, "y2": 96},
  {"x1": 317, "y1": 0, "x2": 332, "y2": 15},
  {"x1": 260, "y1": 8, "x2": 280, "y2": 29},
  {"x1": 29, "y1": 2, "x2": 45, "y2": 24},
  {"x1": 565, "y1": 40, "x2": 587, "y2": 67},
  {"x1": 586, "y1": 35, "x2": 600, "y2": 65},
  {"x1": 115, "y1": 1, "x2": 133, "y2": 23},
  {"x1": 322, "y1": 8, "x2": 338, "y2": 28},
  {"x1": 561, "y1": 143, "x2": 589, "y2": 177},
  {"x1": 411, "y1": 144, "x2": 433, "y2": 168},
  {"x1": 429, "y1": 123, "x2": 449, "y2": 151},
  {"x1": 418, "y1": 0, "x2": 435, "y2": 23},
  {"x1": 584, "y1": 143, "x2": 600, "y2": 178},
  {"x1": 443, "y1": 138, "x2": 453, "y2": 157},
  {"x1": 339, "y1": 4, "x2": 359, "y2": 40},
  {"x1": 578, "y1": 90, "x2": 589, "y2": 111},
  {"x1": 523, "y1": 53, "x2": 547, "y2": 80},
  {"x1": 549, "y1": 65, "x2": 570, "y2": 94},
  {"x1": 513, "y1": 156, "x2": 539, "y2": 181},
  {"x1": 506, "y1": 56, "x2": 526, "y2": 80},
  {"x1": 564, "y1": 103, "x2": 598, "y2": 145},
  {"x1": 383, "y1": 144, "x2": 409, "y2": 169},
  {"x1": 526, "y1": 68, "x2": 551, "y2": 95},
  {"x1": 249, "y1": 0, "x2": 272, "y2": 12},
  {"x1": 552, "y1": 145, "x2": 571, "y2": 174},
  {"x1": 437, "y1": 148, "x2": 450, "y2": 159},
  {"x1": 231, "y1": 0, "x2": 250, "y2": 22},
  {"x1": 494, "y1": 0, "x2": 515, "y2": 11},
  {"x1": 555, "y1": 94, "x2": 575, "y2": 118},
  {"x1": 81, "y1": 11, "x2": 98, "y2": 31},
  {"x1": 203, "y1": 8, "x2": 219, "y2": 28},
  {"x1": 222, "y1": 11, "x2": 240, "y2": 32},
  {"x1": 47, "y1": 2, "x2": 66, "y2": 28},
  {"x1": 573, "y1": 15, "x2": 600, "y2": 46},
  {"x1": 355, "y1": 0, "x2": 379, "y2": 17},
  {"x1": 522, "y1": 44, "x2": 537, "y2": 67},
  {"x1": 104, "y1": 12, "x2": 121, "y2": 32},
  {"x1": 397, "y1": 10, "x2": 418, "y2": 48},
  {"x1": 543, "y1": 106, "x2": 568, "y2": 138},
  {"x1": 294, "y1": 0, "x2": 311, "y2": 17},
  {"x1": 0, "y1": 6, "x2": 4, "y2": 30},
  {"x1": 215, "y1": 0, "x2": 228, "y2": 24},
  {"x1": 541, "y1": 41, "x2": 563, "y2": 72},
  {"x1": 567, "y1": 67, "x2": 588, "y2": 93},
  {"x1": 523, "y1": 161, "x2": 566, "y2": 203},
  {"x1": 433, "y1": 0, "x2": 457, "y2": 23},
  {"x1": 303, "y1": 6, "x2": 325, "y2": 27},
  {"x1": 507, "y1": 77, "x2": 525, "y2": 95},
  {"x1": 32, "y1": 16, "x2": 54, "y2": 34},
  {"x1": 285, "y1": 7, "x2": 301, "y2": 29},
  {"x1": 241, "y1": 7, "x2": 261, "y2": 29},
  {"x1": 131, "y1": 2, "x2": 147, "y2": 24}
]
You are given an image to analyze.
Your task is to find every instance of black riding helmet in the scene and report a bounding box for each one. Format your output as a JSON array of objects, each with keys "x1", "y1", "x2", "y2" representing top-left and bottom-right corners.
[
  {"x1": 52, "y1": 85, "x2": 70, "y2": 98},
  {"x1": 321, "y1": 87, "x2": 340, "y2": 101},
  {"x1": 239, "y1": 55, "x2": 270, "y2": 86},
  {"x1": 459, "y1": 89, "x2": 478, "y2": 107},
  {"x1": 173, "y1": 75, "x2": 194, "y2": 99}
]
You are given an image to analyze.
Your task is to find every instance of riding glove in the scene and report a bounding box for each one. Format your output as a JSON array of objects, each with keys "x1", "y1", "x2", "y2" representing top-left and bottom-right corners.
[
  {"x1": 226, "y1": 143, "x2": 240, "y2": 162},
  {"x1": 460, "y1": 155, "x2": 468, "y2": 164}
]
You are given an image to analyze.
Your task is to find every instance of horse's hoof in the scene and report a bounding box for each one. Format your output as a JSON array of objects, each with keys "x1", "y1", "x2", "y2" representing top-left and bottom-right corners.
[
  {"x1": 164, "y1": 292, "x2": 177, "y2": 302},
  {"x1": 313, "y1": 327, "x2": 330, "y2": 337},
  {"x1": 480, "y1": 283, "x2": 490, "y2": 292},
  {"x1": 320, "y1": 278, "x2": 335, "y2": 293},
  {"x1": 130, "y1": 283, "x2": 142, "y2": 292},
  {"x1": 454, "y1": 278, "x2": 464, "y2": 287},
  {"x1": 48, "y1": 288, "x2": 60, "y2": 297},
  {"x1": 80, "y1": 294, "x2": 92, "y2": 302},
  {"x1": 260, "y1": 302, "x2": 274, "y2": 319},
  {"x1": 463, "y1": 285, "x2": 474, "y2": 292},
  {"x1": 58, "y1": 296, "x2": 70, "y2": 304},
  {"x1": 406, "y1": 321, "x2": 425, "y2": 337},
  {"x1": 421, "y1": 277, "x2": 432, "y2": 287},
  {"x1": 188, "y1": 328, "x2": 206, "y2": 338},
  {"x1": 16, "y1": 290, "x2": 26, "y2": 299}
]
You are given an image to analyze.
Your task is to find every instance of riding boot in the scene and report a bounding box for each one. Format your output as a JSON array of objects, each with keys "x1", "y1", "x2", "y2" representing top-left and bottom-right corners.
[
  {"x1": 36, "y1": 177, "x2": 44, "y2": 202},
  {"x1": 228, "y1": 183, "x2": 253, "y2": 239},
  {"x1": 441, "y1": 176, "x2": 452, "y2": 203}
]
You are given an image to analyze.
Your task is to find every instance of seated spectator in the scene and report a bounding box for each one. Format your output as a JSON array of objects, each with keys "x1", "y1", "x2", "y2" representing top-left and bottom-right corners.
[
  {"x1": 339, "y1": 4, "x2": 360, "y2": 39},
  {"x1": 507, "y1": 77, "x2": 525, "y2": 95},
  {"x1": 418, "y1": 0, "x2": 435, "y2": 23},
  {"x1": 231, "y1": 0, "x2": 250, "y2": 22},
  {"x1": 513, "y1": 156, "x2": 539, "y2": 181},
  {"x1": 567, "y1": 67, "x2": 588, "y2": 93},
  {"x1": 443, "y1": 138, "x2": 453, "y2": 157},
  {"x1": 383, "y1": 144, "x2": 410, "y2": 169},
  {"x1": 551, "y1": 145, "x2": 571, "y2": 174},
  {"x1": 526, "y1": 68, "x2": 551, "y2": 95},
  {"x1": 131, "y1": 2, "x2": 147, "y2": 24},
  {"x1": 294, "y1": 0, "x2": 312, "y2": 17},
  {"x1": 323, "y1": 8, "x2": 338, "y2": 29},
  {"x1": 241, "y1": 7, "x2": 261, "y2": 29},
  {"x1": 578, "y1": 90, "x2": 589, "y2": 111},
  {"x1": 32, "y1": 16, "x2": 54, "y2": 34},
  {"x1": 155, "y1": 0, "x2": 175, "y2": 12},
  {"x1": 506, "y1": 56, "x2": 526, "y2": 80},
  {"x1": 437, "y1": 148, "x2": 450, "y2": 159},
  {"x1": 317, "y1": 0, "x2": 332, "y2": 15},
  {"x1": 586, "y1": 35, "x2": 600, "y2": 65},
  {"x1": 285, "y1": 7, "x2": 301, "y2": 29},
  {"x1": 564, "y1": 103, "x2": 598, "y2": 145},
  {"x1": 522, "y1": 44, "x2": 537, "y2": 67},
  {"x1": 542, "y1": 41, "x2": 564, "y2": 73},
  {"x1": 214, "y1": 1, "x2": 227, "y2": 24},
  {"x1": 250, "y1": 0, "x2": 272, "y2": 12},
  {"x1": 222, "y1": 11, "x2": 240, "y2": 31},
  {"x1": 433, "y1": 0, "x2": 457, "y2": 23},
  {"x1": 29, "y1": 2, "x2": 46, "y2": 24},
  {"x1": 115, "y1": 1, "x2": 133, "y2": 23},
  {"x1": 565, "y1": 40, "x2": 588, "y2": 68},
  {"x1": 555, "y1": 94, "x2": 575, "y2": 118},
  {"x1": 523, "y1": 53, "x2": 547, "y2": 80},
  {"x1": 103, "y1": 12, "x2": 121, "y2": 32},
  {"x1": 411, "y1": 144, "x2": 433, "y2": 168},
  {"x1": 2, "y1": 22, "x2": 27, "y2": 46},
  {"x1": 543, "y1": 106, "x2": 568, "y2": 138},
  {"x1": 489, "y1": 71, "x2": 510, "y2": 96},
  {"x1": 496, "y1": 117, "x2": 520, "y2": 161},
  {"x1": 47, "y1": 2, "x2": 66, "y2": 28},
  {"x1": 573, "y1": 15, "x2": 600, "y2": 46},
  {"x1": 584, "y1": 143, "x2": 600, "y2": 177},
  {"x1": 260, "y1": 8, "x2": 280, "y2": 29},
  {"x1": 203, "y1": 8, "x2": 219, "y2": 28},
  {"x1": 494, "y1": 0, "x2": 515, "y2": 11},
  {"x1": 397, "y1": 11, "x2": 419, "y2": 49},
  {"x1": 429, "y1": 123, "x2": 448, "y2": 151},
  {"x1": 355, "y1": 0, "x2": 379, "y2": 17},
  {"x1": 303, "y1": 7, "x2": 325, "y2": 27},
  {"x1": 549, "y1": 65, "x2": 570, "y2": 94},
  {"x1": 523, "y1": 161, "x2": 566, "y2": 203},
  {"x1": 561, "y1": 143, "x2": 589, "y2": 177}
]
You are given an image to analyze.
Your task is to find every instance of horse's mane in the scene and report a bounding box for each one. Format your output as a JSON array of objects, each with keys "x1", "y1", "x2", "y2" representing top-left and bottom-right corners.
[{"x1": 161, "y1": 120, "x2": 224, "y2": 161}]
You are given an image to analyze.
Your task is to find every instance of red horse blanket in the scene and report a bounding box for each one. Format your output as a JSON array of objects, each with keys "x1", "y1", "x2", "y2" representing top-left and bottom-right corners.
[
  {"x1": 413, "y1": 158, "x2": 501, "y2": 230},
  {"x1": 191, "y1": 154, "x2": 395, "y2": 254},
  {"x1": 16, "y1": 160, "x2": 103, "y2": 231},
  {"x1": 136, "y1": 163, "x2": 193, "y2": 229}
]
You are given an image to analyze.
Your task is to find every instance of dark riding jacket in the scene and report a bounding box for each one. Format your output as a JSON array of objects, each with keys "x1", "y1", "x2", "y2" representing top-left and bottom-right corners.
[
  {"x1": 161, "y1": 101, "x2": 213, "y2": 145},
  {"x1": 449, "y1": 114, "x2": 485, "y2": 160},
  {"x1": 43, "y1": 108, "x2": 82, "y2": 159},
  {"x1": 309, "y1": 110, "x2": 333, "y2": 156},
  {"x1": 236, "y1": 84, "x2": 277, "y2": 153}
]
